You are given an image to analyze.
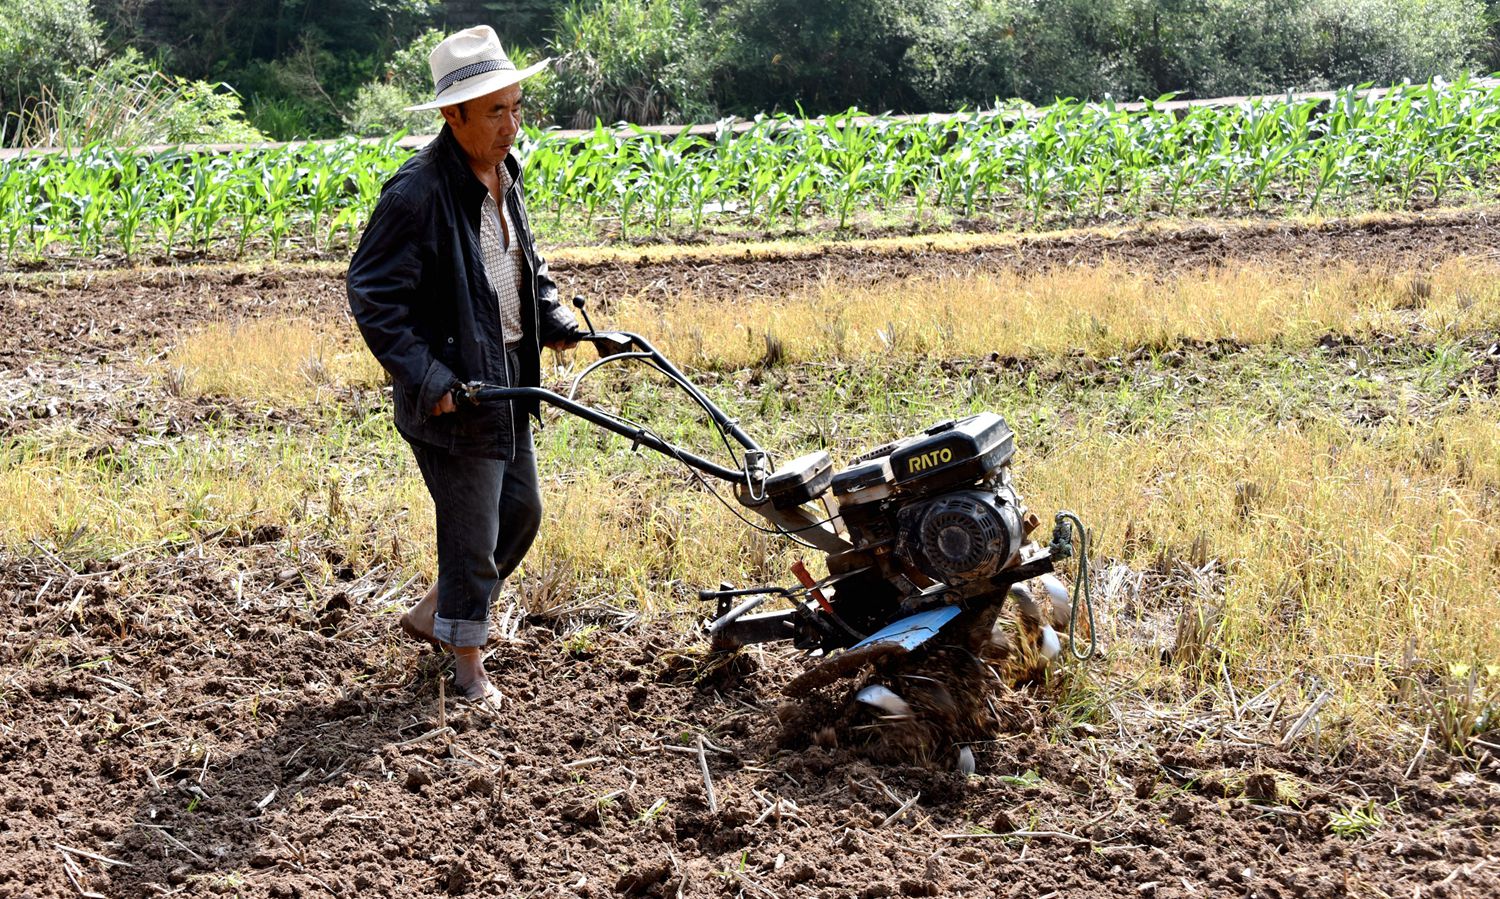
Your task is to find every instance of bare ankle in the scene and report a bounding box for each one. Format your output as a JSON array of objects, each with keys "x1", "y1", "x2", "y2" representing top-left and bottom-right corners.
[{"x1": 450, "y1": 648, "x2": 486, "y2": 686}]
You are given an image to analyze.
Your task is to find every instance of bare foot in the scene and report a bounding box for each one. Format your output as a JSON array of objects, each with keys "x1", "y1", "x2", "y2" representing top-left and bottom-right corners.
[
  {"x1": 398, "y1": 584, "x2": 440, "y2": 649},
  {"x1": 451, "y1": 645, "x2": 503, "y2": 711},
  {"x1": 400, "y1": 588, "x2": 501, "y2": 709}
]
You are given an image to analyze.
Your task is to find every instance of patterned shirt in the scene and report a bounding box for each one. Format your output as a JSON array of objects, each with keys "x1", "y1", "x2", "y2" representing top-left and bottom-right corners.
[{"x1": 479, "y1": 165, "x2": 525, "y2": 348}]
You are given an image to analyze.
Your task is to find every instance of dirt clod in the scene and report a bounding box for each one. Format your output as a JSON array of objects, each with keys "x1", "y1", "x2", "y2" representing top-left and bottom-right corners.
[
  {"x1": 404, "y1": 769, "x2": 432, "y2": 792},
  {"x1": 616, "y1": 860, "x2": 674, "y2": 895},
  {"x1": 465, "y1": 774, "x2": 494, "y2": 797},
  {"x1": 444, "y1": 859, "x2": 471, "y2": 895}
]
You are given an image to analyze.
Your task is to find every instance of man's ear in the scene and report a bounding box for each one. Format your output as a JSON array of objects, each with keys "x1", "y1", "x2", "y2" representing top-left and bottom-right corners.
[{"x1": 440, "y1": 104, "x2": 461, "y2": 127}]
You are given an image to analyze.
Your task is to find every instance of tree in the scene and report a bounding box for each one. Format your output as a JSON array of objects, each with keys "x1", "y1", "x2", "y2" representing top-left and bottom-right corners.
[{"x1": 709, "y1": 0, "x2": 923, "y2": 114}]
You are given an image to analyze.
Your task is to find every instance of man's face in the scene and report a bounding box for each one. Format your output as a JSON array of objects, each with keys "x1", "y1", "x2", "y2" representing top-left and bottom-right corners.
[{"x1": 443, "y1": 83, "x2": 524, "y2": 170}]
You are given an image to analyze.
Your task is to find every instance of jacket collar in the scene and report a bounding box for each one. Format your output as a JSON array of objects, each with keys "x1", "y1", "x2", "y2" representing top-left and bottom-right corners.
[{"x1": 434, "y1": 125, "x2": 486, "y2": 212}]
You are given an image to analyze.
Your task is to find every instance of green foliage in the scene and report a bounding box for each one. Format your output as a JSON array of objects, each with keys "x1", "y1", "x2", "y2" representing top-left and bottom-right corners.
[
  {"x1": 96, "y1": 0, "x2": 439, "y2": 138},
  {"x1": 894, "y1": 0, "x2": 1488, "y2": 113},
  {"x1": 1328, "y1": 800, "x2": 1384, "y2": 837},
  {"x1": 710, "y1": 0, "x2": 921, "y2": 115},
  {"x1": 246, "y1": 96, "x2": 319, "y2": 142},
  {"x1": 545, "y1": 0, "x2": 715, "y2": 126},
  {"x1": 20, "y1": 49, "x2": 266, "y2": 148},
  {"x1": 901, "y1": 1, "x2": 1028, "y2": 111},
  {"x1": 7, "y1": 76, "x2": 1500, "y2": 262},
  {"x1": 1312, "y1": 0, "x2": 1487, "y2": 85},
  {"x1": 0, "y1": 134, "x2": 398, "y2": 262},
  {"x1": 1418, "y1": 662, "x2": 1499, "y2": 757},
  {"x1": 101, "y1": 0, "x2": 435, "y2": 83},
  {"x1": 77, "y1": 0, "x2": 1500, "y2": 135},
  {"x1": 344, "y1": 29, "x2": 445, "y2": 137},
  {"x1": 345, "y1": 82, "x2": 430, "y2": 138},
  {"x1": 386, "y1": 27, "x2": 448, "y2": 98},
  {"x1": 0, "y1": 0, "x2": 103, "y2": 144},
  {"x1": 480, "y1": 0, "x2": 565, "y2": 46},
  {"x1": 707, "y1": 0, "x2": 1488, "y2": 116}
]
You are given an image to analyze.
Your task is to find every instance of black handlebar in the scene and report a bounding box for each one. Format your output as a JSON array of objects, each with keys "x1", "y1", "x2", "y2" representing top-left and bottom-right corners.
[
  {"x1": 571, "y1": 295, "x2": 597, "y2": 336},
  {"x1": 454, "y1": 381, "x2": 747, "y2": 483},
  {"x1": 454, "y1": 328, "x2": 764, "y2": 486}
]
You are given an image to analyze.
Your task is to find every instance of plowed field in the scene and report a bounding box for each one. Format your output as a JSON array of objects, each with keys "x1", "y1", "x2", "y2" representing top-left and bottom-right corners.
[{"x1": 2, "y1": 211, "x2": 1497, "y2": 898}]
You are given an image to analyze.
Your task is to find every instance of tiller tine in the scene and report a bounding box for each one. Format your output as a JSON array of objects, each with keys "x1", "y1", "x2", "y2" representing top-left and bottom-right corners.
[{"x1": 782, "y1": 605, "x2": 961, "y2": 697}]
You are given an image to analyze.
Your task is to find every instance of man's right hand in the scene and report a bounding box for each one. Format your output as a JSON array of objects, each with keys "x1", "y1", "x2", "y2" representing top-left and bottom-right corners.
[{"x1": 430, "y1": 391, "x2": 456, "y2": 416}]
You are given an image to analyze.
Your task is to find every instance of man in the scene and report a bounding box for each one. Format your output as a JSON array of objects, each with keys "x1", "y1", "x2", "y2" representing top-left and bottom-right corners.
[{"x1": 347, "y1": 25, "x2": 580, "y2": 708}]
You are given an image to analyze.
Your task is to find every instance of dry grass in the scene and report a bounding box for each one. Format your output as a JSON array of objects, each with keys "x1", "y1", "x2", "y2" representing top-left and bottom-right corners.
[
  {"x1": 0, "y1": 421, "x2": 430, "y2": 574},
  {"x1": 612, "y1": 257, "x2": 1500, "y2": 368},
  {"x1": 146, "y1": 257, "x2": 1497, "y2": 405},
  {"x1": 524, "y1": 458, "x2": 799, "y2": 614},
  {"x1": 1021, "y1": 404, "x2": 1500, "y2": 735},
  {"x1": 165, "y1": 317, "x2": 386, "y2": 403}
]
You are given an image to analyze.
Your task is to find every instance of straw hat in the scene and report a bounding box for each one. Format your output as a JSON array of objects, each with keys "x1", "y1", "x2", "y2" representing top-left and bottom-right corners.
[{"x1": 405, "y1": 25, "x2": 550, "y2": 112}]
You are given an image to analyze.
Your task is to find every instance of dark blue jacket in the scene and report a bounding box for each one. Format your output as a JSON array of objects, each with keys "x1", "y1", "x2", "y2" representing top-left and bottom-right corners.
[{"x1": 347, "y1": 125, "x2": 577, "y2": 459}]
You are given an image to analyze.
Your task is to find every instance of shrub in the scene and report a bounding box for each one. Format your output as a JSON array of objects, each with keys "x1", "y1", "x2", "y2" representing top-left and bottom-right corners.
[
  {"x1": 545, "y1": 0, "x2": 715, "y2": 126},
  {"x1": 344, "y1": 28, "x2": 445, "y2": 137},
  {"x1": 0, "y1": 0, "x2": 103, "y2": 144},
  {"x1": 346, "y1": 80, "x2": 435, "y2": 137},
  {"x1": 22, "y1": 49, "x2": 266, "y2": 147},
  {"x1": 1308, "y1": 0, "x2": 1486, "y2": 86},
  {"x1": 710, "y1": 0, "x2": 920, "y2": 115},
  {"x1": 903, "y1": 0, "x2": 1487, "y2": 111},
  {"x1": 901, "y1": 1, "x2": 1030, "y2": 111},
  {"x1": 247, "y1": 95, "x2": 320, "y2": 142}
]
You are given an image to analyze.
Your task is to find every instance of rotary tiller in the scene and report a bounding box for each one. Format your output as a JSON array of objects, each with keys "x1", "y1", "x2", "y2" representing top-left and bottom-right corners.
[{"x1": 455, "y1": 300, "x2": 1092, "y2": 704}]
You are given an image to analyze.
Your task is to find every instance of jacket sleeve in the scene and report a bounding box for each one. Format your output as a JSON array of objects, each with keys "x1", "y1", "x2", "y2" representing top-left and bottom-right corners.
[
  {"x1": 346, "y1": 187, "x2": 456, "y2": 418},
  {"x1": 533, "y1": 250, "x2": 580, "y2": 344}
]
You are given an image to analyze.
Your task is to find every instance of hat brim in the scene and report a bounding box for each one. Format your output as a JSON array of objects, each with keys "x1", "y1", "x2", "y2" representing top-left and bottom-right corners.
[{"x1": 404, "y1": 58, "x2": 551, "y2": 112}]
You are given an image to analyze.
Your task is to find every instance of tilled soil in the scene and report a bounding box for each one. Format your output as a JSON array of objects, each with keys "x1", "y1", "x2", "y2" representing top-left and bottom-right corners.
[
  {"x1": 1, "y1": 552, "x2": 1497, "y2": 899},
  {"x1": 3, "y1": 211, "x2": 1499, "y2": 898}
]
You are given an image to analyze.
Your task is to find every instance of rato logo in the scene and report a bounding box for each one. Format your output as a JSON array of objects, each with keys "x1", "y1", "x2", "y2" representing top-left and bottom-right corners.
[{"x1": 907, "y1": 446, "x2": 954, "y2": 474}]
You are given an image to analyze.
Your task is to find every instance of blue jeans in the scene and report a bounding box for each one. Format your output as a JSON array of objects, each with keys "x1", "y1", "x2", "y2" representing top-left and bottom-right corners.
[{"x1": 406, "y1": 415, "x2": 541, "y2": 648}]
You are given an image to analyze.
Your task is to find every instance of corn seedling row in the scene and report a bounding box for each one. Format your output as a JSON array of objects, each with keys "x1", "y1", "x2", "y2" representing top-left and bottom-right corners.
[{"x1": 4, "y1": 77, "x2": 1500, "y2": 263}]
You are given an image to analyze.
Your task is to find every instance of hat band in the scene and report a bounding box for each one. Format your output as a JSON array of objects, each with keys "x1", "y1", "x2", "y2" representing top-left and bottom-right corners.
[{"x1": 435, "y1": 58, "x2": 512, "y2": 96}]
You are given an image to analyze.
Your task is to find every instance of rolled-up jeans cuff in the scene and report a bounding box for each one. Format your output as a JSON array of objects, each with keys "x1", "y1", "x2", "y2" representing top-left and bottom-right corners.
[{"x1": 432, "y1": 614, "x2": 487, "y2": 648}]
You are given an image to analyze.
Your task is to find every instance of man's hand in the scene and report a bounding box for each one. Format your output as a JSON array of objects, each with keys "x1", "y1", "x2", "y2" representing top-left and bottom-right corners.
[
  {"x1": 430, "y1": 391, "x2": 457, "y2": 416},
  {"x1": 544, "y1": 337, "x2": 580, "y2": 352}
]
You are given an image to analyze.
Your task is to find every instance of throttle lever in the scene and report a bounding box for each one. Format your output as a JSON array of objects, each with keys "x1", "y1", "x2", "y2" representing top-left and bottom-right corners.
[{"x1": 572, "y1": 295, "x2": 597, "y2": 337}]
